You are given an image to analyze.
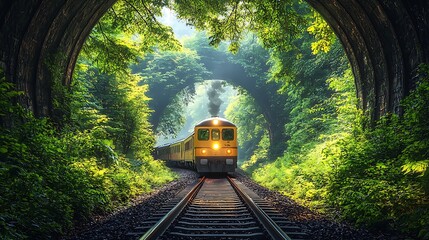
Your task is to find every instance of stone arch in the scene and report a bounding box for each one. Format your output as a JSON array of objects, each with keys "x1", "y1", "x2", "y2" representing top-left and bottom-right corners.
[
  {"x1": 146, "y1": 56, "x2": 288, "y2": 157},
  {"x1": 0, "y1": 0, "x2": 116, "y2": 117},
  {"x1": 1, "y1": 0, "x2": 428, "y2": 121},
  {"x1": 306, "y1": 0, "x2": 429, "y2": 119}
]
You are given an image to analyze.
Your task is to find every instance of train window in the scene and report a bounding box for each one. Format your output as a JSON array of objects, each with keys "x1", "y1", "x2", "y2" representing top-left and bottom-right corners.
[
  {"x1": 212, "y1": 129, "x2": 220, "y2": 140},
  {"x1": 198, "y1": 129, "x2": 210, "y2": 140},
  {"x1": 222, "y1": 128, "x2": 234, "y2": 140}
]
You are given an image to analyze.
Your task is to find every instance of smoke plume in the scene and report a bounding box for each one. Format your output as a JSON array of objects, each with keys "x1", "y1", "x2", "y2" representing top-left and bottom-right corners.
[{"x1": 207, "y1": 81, "x2": 225, "y2": 117}]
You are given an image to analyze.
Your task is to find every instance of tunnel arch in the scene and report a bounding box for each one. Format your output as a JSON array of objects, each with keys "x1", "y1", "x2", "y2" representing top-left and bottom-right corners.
[
  {"x1": 1, "y1": 0, "x2": 428, "y2": 121},
  {"x1": 0, "y1": 0, "x2": 117, "y2": 117},
  {"x1": 142, "y1": 52, "x2": 289, "y2": 158},
  {"x1": 306, "y1": 0, "x2": 429, "y2": 120},
  {"x1": 154, "y1": 79, "x2": 271, "y2": 161}
]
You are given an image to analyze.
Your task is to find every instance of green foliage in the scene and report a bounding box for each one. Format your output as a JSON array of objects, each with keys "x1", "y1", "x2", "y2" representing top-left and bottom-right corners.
[
  {"x1": 222, "y1": 11, "x2": 348, "y2": 174},
  {"x1": 274, "y1": 40, "x2": 349, "y2": 158},
  {"x1": 72, "y1": 64, "x2": 154, "y2": 156},
  {"x1": 0, "y1": 71, "x2": 23, "y2": 121},
  {"x1": 172, "y1": 0, "x2": 306, "y2": 53},
  {"x1": 268, "y1": 13, "x2": 344, "y2": 96},
  {"x1": 225, "y1": 93, "x2": 268, "y2": 164},
  {"x1": 251, "y1": 66, "x2": 357, "y2": 210},
  {"x1": 227, "y1": 33, "x2": 270, "y2": 79},
  {"x1": 326, "y1": 65, "x2": 429, "y2": 233},
  {"x1": 209, "y1": 0, "x2": 429, "y2": 233},
  {"x1": 1, "y1": 108, "x2": 79, "y2": 237},
  {"x1": 134, "y1": 49, "x2": 210, "y2": 137},
  {"x1": 401, "y1": 64, "x2": 429, "y2": 179},
  {"x1": 0, "y1": 78, "x2": 175, "y2": 238},
  {"x1": 254, "y1": 63, "x2": 429, "y2": 234},
  {"x1": 307, "y1": 10, "x2": 336, "y2": 54},
  {"x1": 0, "y1": 76, "x2": 175, "y2": 238},
  {"x1": 328, "y1": 116, "x2": 427, "y2": 232},
  {"x1": 82, "y1": 0, "x2": 180, "y2": 75},
  {"x1": 5, "y1": 0, "x2": 429, "y2": 237},
  {"x1": 0, "y1": 0, "x2": 180, "y2": 235},
  {"x1": 254, "y1": 136, "x2": 341, "y2": 210},
  {"x1": 241, "y1": 134, "x2": 270, "y2": 173},
  {"x1": 249, "y1": 54, "x2": 429, "y2": 234}
]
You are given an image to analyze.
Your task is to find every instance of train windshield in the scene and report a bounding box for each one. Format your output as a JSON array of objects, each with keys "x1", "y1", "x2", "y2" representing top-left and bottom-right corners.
[
  {"x1": 212, "y1": 129, "x2": 220, "y2": 140},
  {"x1": 198, "y1": 129, "x2": 210, "y2": 140},
  {"x1": 222, "y1": 128, "x2": 234, "y2": 140}
]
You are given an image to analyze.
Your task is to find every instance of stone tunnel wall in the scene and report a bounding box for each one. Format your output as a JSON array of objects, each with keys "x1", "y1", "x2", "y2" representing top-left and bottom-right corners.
[
  {"x1": 307, "y1": 0, "x2": 429, "y2": 120},
  {"x1": 0, "y1": 0, "x2": 116, "y2": 118},
  {"x1": 0, "y1": 0, "x2": 428, "y2": 121}
]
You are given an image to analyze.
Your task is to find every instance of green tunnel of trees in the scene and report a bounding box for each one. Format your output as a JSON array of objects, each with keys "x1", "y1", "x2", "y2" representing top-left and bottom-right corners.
[{"x1": 1, "y1": 0, "x2": 429, "y2": 239}]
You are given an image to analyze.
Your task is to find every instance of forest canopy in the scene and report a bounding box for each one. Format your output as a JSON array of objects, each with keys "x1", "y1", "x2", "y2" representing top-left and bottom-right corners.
[{"x1": 1, "y1": 0, "x2": 428, "y2": 239}]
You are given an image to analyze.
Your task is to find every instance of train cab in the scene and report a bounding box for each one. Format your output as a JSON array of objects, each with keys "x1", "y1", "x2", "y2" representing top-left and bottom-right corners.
[{"x1": 193, "y1": 117, "x2": 238, "y2": 173}]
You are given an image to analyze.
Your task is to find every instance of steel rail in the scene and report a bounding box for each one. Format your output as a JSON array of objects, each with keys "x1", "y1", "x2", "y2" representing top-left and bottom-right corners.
[
  {"x1": 227, "y1": 176, "x2": 293, "y2": 240},
  {"x1": 139, "y1": 176, "x2": 205, "y2": 240}
]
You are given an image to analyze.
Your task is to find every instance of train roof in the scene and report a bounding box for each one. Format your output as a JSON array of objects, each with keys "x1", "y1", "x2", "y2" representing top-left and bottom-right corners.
[
  {"x1": 154, "y1": 134, "x2": 193, "y2": 148},
  {"x1": 195, "y1": 117, "x2": 236, "y2": 127}
]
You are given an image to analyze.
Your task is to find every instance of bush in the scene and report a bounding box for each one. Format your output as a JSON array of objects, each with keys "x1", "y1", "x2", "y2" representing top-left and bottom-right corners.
[
  {"x1": 0, "y1": 70, "x2": 176, "y2": 239},
  {"x1": 249, "y1": 65, "x2": 429, "y2": 236},
  {"x1": 328, "y1": 64, "x2": 429, "y2": 233}
]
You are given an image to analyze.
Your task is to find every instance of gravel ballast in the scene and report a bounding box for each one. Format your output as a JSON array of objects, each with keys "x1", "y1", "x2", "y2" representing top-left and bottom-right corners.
[
  {"x1": 62, "y1": 168, "x2": 199, "y2": 240},
  {"x1": 63, "y1": 168, "x2": 410, "y2": 240},
  {"x1": 234, "y1": 170, "x2": 408, "y2": 240}
]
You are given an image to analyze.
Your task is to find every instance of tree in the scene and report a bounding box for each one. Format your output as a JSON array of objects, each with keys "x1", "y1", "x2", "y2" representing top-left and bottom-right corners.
[
  {"x1": 173, "y1": 0, "x2": 306, "y2": 53},
  {"x1": 134, "y1": 50, "x2": 210, "y2": 136},
  {"x1": 81, "y1": 0, "x2": 180, "y2": 75}
]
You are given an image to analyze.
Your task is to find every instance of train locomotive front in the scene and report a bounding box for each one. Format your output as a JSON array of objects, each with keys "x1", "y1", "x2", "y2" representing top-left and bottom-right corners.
[
  {"x1": 153, "y1": 117, "x2": 238, "y2": 173},
  {"x1": 193, "y1": 117, "x2": 238, "y2": 173}
]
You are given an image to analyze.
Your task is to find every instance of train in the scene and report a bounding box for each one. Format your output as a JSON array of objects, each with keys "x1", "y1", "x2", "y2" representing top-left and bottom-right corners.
[{"x1": 154, "y1": 117, "x2": 238, "y2": 173}]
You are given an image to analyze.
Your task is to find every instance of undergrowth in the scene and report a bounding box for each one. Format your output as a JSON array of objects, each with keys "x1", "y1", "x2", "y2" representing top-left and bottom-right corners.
[{"x1": 0, "y1": 68, "x2": 176, "y2": 239}]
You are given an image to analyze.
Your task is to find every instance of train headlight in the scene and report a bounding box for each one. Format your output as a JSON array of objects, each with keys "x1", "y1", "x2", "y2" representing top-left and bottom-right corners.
[
  {"x1": 226, "y1": 149, "x2": 232, "y2": 154},
  {"x1": 212, "y1": 143, "x2": 220, "y2": 150},
  {"x1": 201, "y1": 149, "x2": 207, "y2": 154},
  {"x1": 213, "y1": 119, "x2": 219, "y2": 125}
]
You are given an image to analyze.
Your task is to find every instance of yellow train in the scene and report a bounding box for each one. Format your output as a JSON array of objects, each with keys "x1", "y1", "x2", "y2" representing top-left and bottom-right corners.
[{"x1": 154, "y1": 117, "x2": 238, "y2": 173}]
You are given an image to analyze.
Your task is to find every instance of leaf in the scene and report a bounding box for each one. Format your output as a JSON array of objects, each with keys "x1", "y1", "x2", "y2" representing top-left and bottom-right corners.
[
  {"x1": 402, "y1": 160, "x2": 429, "y2": 175},
  {"x1": 0, "y1": 147, "x2": 7, "y2": 154}
]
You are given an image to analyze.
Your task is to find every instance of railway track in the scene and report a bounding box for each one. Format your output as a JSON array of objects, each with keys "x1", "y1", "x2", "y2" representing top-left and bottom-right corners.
[{"x1": 130, "y1": 176, "x2": 306, "y2": 240}]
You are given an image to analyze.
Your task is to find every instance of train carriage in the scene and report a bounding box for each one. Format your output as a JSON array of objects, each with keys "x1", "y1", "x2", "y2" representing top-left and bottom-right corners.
[{"x1": 154, "y1": 117, "x2": 238, "y2": 173}]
